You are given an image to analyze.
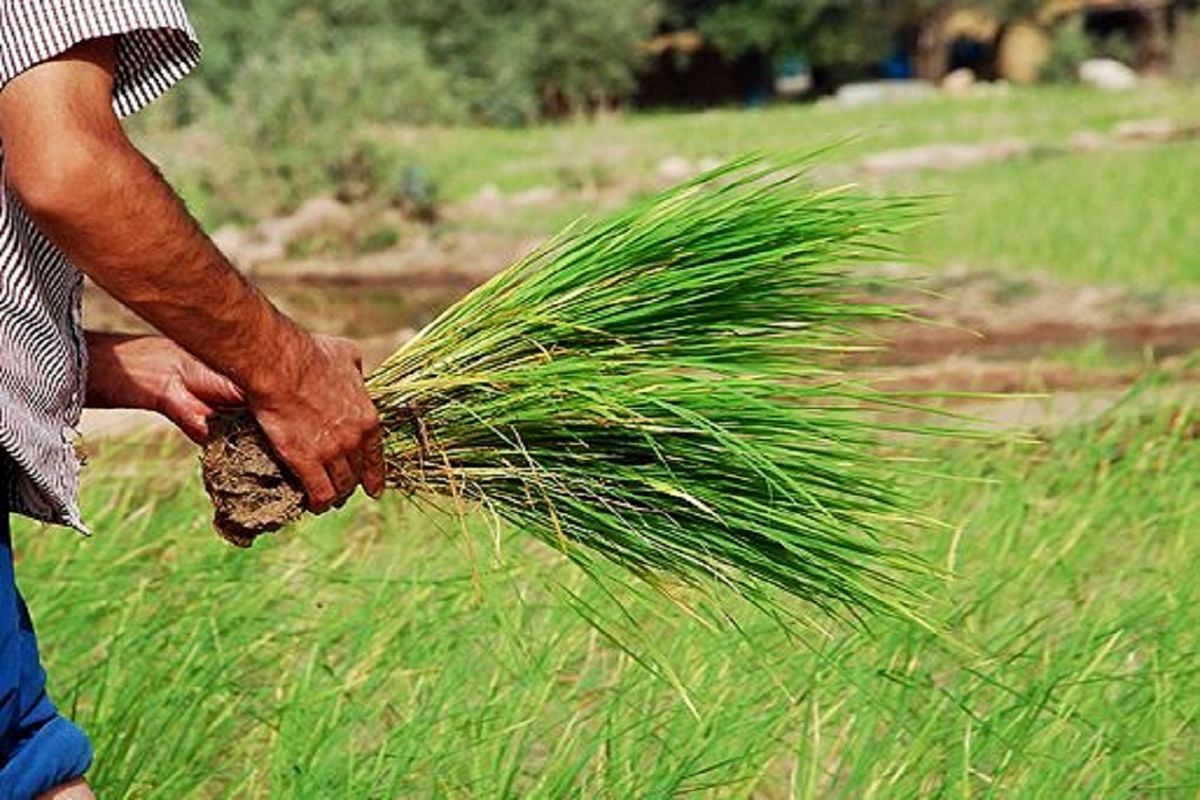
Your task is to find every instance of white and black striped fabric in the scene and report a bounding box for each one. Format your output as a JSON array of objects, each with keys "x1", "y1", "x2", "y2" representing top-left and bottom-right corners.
[{"x1": 0, "y1": 1, "x2": 200, "y2": 531}]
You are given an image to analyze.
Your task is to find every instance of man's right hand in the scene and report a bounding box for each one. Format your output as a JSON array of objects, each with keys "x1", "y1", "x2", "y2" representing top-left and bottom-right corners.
[{"x1": 247, "y1": 334, "x2": 386, "y2": 512}]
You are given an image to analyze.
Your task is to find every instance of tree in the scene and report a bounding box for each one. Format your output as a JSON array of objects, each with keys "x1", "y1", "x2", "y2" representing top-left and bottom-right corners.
[
  {"x1": 182, "y1": 0, "x2": 661, "y2": 124},
  {"x1": 525, "y1": 0, "x2": 661, "y2": 114},
  {"x1": 665, "y1": 0, "x2": 1051, "y2": 81},
  {"x1": 696, "y1": 0, "x2": 897, "y2": 68}
]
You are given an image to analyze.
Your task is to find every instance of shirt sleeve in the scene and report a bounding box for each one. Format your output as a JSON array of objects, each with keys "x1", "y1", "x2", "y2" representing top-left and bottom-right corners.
[{"x1": 1, "y1": 0, "x2": 201, "y2": 118}]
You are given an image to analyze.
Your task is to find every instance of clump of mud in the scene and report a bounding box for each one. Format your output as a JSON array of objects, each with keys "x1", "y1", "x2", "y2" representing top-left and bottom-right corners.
[{"x1": 202, "y1": 411, "x2": 304, "y2": 547}]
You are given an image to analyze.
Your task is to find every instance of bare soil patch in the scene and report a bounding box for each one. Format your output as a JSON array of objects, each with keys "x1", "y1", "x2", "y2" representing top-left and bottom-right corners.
[
  {"x1": 858, "y1": 267, "x2": 1200, "y2": 368},
  {"x1": 81, "y1": 246, "x2": 1200, "y2": 446}
]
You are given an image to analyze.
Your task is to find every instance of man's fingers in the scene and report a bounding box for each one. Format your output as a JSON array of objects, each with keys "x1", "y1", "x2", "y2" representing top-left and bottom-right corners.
[
  {"x1": 324, "y1": 452, "x2": 357, "y2": 506},
  {"x1": 176, "y1": 414, "x2": 211, "y2": 445},
  {"x1": 162, "y1": 387, "x2": 212, "y2": 445},
  {"x1": 345, "y1": 341, "x2": 364, "y2": 373},
  {"x1": 298, "y1": 464, "x2": 337, "y2": 513},
  {"x1": 361, "y1": 425, "x2": 386, "y2": 498},
  {"x1": 345, "y1": 444, "x2": 365, "y2": 494},
  {"x1": 272, "y1": 440, "x2": 337, "y2": 513},
  {"x1": 179, "y1": 405, "x2": 212, "y2": 445},
  {"x1": 247, "y1": 335, "x2": 380, "y2": 517},
  {"x1": 185, "y1": 365, "x2": 244, "y2": 407}
]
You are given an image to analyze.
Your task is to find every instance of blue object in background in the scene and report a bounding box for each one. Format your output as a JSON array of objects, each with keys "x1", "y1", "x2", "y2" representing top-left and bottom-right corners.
[{"x1": 883, "y1": 47, "x2": 913, "y2": 79}]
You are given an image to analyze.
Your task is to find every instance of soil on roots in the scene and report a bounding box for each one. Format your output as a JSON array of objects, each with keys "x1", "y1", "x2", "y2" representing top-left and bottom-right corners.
[{"x1": 201, "y1": 411, "x2": 305, "y2": 547}]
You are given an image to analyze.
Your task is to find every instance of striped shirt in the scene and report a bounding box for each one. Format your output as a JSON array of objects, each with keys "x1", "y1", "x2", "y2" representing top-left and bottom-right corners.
[{"x1": 0, "y1": 2, "x2": 200, "y2": 531}]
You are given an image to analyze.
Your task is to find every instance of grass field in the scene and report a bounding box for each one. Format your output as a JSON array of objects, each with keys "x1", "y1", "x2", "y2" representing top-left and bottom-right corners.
[
  {"x1": 900, "y1": 141, "x2": 1200, "y2": 286},
  {"x1": 34, "y1": 84, "x2": 1200, "y2": 796},
  {"x1": 354, "y1": 85, "x2": 1194, "y2": 201},
  {"x1": 22, "y1": 403, "x2": 1200, "y2": 796}
]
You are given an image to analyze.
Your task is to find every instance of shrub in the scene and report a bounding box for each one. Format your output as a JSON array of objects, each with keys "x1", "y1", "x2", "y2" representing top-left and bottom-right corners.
[
  {"x1": 1041, "y1": 17, "x2": 1094, "y2": 83},
  {"x1": 210, "y1": 18, "x2": 463, "y2": 210}
]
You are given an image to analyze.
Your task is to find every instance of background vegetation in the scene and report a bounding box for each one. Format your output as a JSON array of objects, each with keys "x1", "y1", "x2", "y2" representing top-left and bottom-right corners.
[{"x1": 139, "y1": 1, "x2": 1199, "y2": 234}]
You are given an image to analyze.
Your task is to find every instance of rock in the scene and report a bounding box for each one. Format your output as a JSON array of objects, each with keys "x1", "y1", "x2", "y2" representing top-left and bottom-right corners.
[
  {"x1": 774, "y1": 71, "x2": 812, "y2": 98},
  {"x1": 1079, "y1": 59, "x2": 1138, "y2": 91},
  {"x1": 834, "y1": 80, "x2": 935, "y2": 108},
  {"x1": 211, "y1": 224, "x2": 285, "y2": 272},
  {"x1": 656, "y1": 156, "x2": 729, "y2": 184},
  {"x1": 1113, "y1": 118, "x2": 1199, "y2": 143},
  {"x1": 468, "y1": 183, "x2": 556, "y2": 216},
  {"x1": 214, "y1": 196, "x2": 356, "y2": 271},
  {"x1": 470, "y1": 183, "x2": 505, "y2": 216},
  {"x1": 859, "y1": 139, "x2": 1032, "y2": 176},
  {"x1": 656, "y1": 156, "x2": 695, "y2": 183},
  {"x1": 941, "y1": 68, "x2": 976, "y2": 96},
  {"x1": 211, "y1": 224, "x2": 248, "y2": 257},
  {"x1": 510, "y1": 186, "x2": 556, "y2": 207},
  {"x1": 1068, "y1": 130, "x2": 1110, "y2": 153}
]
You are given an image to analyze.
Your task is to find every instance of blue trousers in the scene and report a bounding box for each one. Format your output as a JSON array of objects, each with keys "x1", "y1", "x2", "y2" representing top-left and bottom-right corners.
[{"x1": 0, "y1": 481, "x2": 92, "y2": 798}]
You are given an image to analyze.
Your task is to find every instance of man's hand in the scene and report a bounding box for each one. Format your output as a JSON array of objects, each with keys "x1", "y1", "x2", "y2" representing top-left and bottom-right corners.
[
  {"x1": 86, "y1": 333, "x2": 243, "y2": 444},
  {"x1": 87, "y1": 332, "x2": 385, "y2": 508},
  {"x1": 244, "y1": 335, "x2": 385, "y2": 512}
]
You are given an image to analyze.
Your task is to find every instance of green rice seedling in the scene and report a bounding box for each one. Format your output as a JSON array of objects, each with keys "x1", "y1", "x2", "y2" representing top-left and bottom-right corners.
[{"x1": 204, "y1": 158, "x2": 935, "y2": 620}]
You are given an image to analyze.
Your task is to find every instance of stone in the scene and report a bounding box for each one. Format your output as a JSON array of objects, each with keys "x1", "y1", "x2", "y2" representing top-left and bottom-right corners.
[
  {"x1": 510, "y1": 186, "x2": 556, "y2": 206},
  {"x1": 656, "y1": 156, "x2": 695, "y2": 183},
  {"x1": 859, "y1": 139, "x2": 1032, "y2": 176},
  {"x1": 1068, "y1": 130, "x2": 1109, "y2": 153},
  {"x1": 257, "y1": 196, "x2": 354, "y2": 249},
  {"x1": 941, "y1": 68, "x2": 977, "y2": 96},
  {"x1": 211, "y1": 224, "x2": 285, "y2": 272},
  {"x1": 834, "y1": 80, "x2": 936, "y2": 108},
  {"x1": 470, "y1": 183, "x2": 505, "y2": 216},
  {"x1": 1078, "y1": 58, "x2": 1138, "y2": 91},
  {"x1": 1113, "y1": 118, "x2": 1197, "y2": 143}
]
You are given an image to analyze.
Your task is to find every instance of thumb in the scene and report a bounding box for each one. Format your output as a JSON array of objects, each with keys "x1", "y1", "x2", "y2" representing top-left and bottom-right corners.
[{"x1": 181, "y1": 361, "x2": 245, "y2": 407}]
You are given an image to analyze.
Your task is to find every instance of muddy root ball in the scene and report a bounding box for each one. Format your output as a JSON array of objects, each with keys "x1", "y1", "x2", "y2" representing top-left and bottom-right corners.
[{"x1": 201, "y1": 410, "x2": 305, "y2": 547}]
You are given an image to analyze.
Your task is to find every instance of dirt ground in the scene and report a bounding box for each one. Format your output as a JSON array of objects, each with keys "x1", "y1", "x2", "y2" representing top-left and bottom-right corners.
[{"x1": 81, "y1": 236, "x2": 1200, "y2": 441}]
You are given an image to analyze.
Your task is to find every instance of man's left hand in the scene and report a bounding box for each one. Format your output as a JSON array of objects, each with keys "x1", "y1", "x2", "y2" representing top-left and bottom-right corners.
[{"x1": 85, "y1": 332, "x2": 244, "y2": 444}]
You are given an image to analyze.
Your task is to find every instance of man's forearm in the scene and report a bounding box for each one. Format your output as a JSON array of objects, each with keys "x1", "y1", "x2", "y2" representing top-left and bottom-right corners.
[{"x1": 26, "y1": 141, "x2": 305, "y2": 396}]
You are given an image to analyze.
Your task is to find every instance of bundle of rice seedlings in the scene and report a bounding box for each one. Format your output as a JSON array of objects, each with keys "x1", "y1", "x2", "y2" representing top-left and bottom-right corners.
[{"x1": 202, "y1": 158, "x2": 934, "y2": 619}]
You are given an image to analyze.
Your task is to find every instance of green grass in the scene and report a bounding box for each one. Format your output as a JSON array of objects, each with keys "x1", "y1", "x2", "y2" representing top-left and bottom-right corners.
[
  {"x1": 898, "y1": 142, "x2": 1200, "y2": 286},
  {"x1": 352, "y1": 84, "x2": 1196, "y2": 201},
  {"x1": 19, "y1": 402, "x2": 1200, "y2": 796},
  {"x1": 142, "y1": 82, "x2": 1200, "y2": 288}
]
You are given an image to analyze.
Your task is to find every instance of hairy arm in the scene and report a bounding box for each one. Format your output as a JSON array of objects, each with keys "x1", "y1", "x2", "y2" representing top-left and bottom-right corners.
[{"x1": 0, "y1": 37, "x2": 383, "y2": 509}]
